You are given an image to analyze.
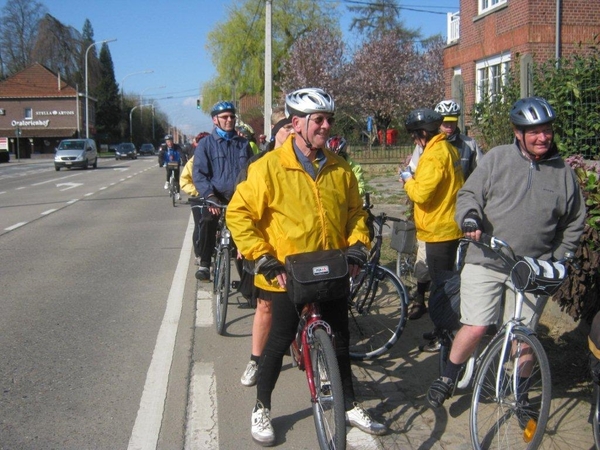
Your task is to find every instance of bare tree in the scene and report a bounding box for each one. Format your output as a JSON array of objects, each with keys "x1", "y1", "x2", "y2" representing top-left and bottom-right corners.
[
  {"x1": 0, "y1": 0, "x2": 48, "y2": 75},
  {"x1": 31, "y1": 14, "x2": 81, "y2": 82}
]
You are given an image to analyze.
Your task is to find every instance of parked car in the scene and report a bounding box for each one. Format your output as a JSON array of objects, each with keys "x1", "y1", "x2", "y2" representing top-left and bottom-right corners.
[
  {"x1": 139, "y1": 143, "x2": 155, "y2": 156},
  {"x1": 54, "y1": 138, "x2": 98, "y2": 171},
  {"x1": 115, "y1": 143, "x2": 137, "y2": 160}
]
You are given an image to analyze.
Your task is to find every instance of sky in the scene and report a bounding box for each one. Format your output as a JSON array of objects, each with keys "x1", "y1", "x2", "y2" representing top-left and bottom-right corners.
[{"x1": 1, "y1": 0, "x2": 458, "y2": 138}]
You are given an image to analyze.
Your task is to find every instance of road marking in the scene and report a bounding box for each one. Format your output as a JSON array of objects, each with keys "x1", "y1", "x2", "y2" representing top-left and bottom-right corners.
[
  {"x1": 185, "y1": 362, "x2": 218, "y2": 450},
  {"x1": 56, "y1": 182, "x2": 83, "y2": 191},
  {"x1": 5, "y1": 222, "x2": 27, "y2": 231},
  {"x1": 67, "y1": 199, "x2": 78, "y2": 204},
  {"x1": 41, "y1": 209, "x2": 57, "y2": 216},
  {"x1": 127, "y1": 214, "x2": 194, "y2": 450}
]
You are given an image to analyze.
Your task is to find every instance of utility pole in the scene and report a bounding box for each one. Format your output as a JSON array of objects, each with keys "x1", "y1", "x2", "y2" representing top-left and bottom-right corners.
[{"x1": 264, "y1": 0, "x2": 273, "y2": 135}]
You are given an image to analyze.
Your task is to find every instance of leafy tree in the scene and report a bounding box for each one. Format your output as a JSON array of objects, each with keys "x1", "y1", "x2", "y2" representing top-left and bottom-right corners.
[
  {"x1": 201, "y1": 0, "x2": 338, "y2": 112},
  {"x1": 0, "y1": 0, "x2": 48, "y2": 76},
  {"x1": 94, "y1": 43, "x2": 121, "y2": 143}
]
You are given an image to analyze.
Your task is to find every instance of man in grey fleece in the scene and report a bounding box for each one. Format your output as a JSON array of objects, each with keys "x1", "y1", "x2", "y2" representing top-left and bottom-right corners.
[{"x1": 427, "y1": 96, "x2": 586, "y2": 408}]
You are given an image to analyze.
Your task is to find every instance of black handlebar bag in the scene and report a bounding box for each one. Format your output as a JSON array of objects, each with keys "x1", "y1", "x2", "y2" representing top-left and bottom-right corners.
[
  {"x1": 285, "y1": 249, "x2": 349, "y2": 304},
  {"x1": 510, "y1": 256, "x2": 567, "y2": 296}
]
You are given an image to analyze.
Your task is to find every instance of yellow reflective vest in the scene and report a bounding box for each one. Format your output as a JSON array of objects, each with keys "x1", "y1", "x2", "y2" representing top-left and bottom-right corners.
[
  {"x1": 404, "y1": 133, "x2": 464, "y2": 243},
  {"x1": 227, "y1": 135, "x2": 370, "y2": 292}
]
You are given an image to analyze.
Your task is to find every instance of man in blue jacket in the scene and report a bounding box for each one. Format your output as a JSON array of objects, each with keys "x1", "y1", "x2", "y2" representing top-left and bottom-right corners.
[{"x1": 192, "y1": 101, "x2": 253, "y2": 280}]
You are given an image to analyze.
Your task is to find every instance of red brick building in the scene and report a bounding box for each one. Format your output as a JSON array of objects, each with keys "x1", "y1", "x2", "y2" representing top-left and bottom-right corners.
[
  {"x1": 0, "y1": 63, "x2": 91, "y2": 158},
  {"x1": 443, "y1": 0, "x2": 599, "y2": 131}
]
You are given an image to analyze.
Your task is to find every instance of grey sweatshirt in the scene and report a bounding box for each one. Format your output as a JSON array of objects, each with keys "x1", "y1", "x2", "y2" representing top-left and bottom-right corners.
[{"x1": 456, "y1": 141, "x2": 586, "y2": 271}]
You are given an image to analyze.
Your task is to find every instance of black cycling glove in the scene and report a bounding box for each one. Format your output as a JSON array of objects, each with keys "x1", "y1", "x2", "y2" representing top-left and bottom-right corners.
[
  {"x1": 346, "y1": 243, "x2": 369, "y2": 268},
  {"x1": 462, "y1": 211, "x2": 483, "y2": 233},
  {"x1": 254, "y1": 254, "x2": 286, "y2": 281}
]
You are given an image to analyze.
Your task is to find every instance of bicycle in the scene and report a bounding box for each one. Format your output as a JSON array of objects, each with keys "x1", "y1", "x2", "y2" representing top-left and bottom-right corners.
[
  {"x1": 290, "y1": 301, "x2": 346, "y2": 450},
  {"x1": 389, "y1": 216, "x2": 418, "y2": 293},
  {"x1": 437, "y1": 234, "x2": 571, "y2": 449},
  {"x1": 166, "y1": 162, "x2": 179, "y2": 207},
  {"x1": 189, "y1": 197, "x2": 232, "y2": 335},
  {"x1": 347, "y1": 196, "x2": 410, "y2": 360}
]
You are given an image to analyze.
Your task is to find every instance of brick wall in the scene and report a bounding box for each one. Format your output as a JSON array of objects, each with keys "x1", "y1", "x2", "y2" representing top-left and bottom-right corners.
[{"x1": 444, "y1": 0, "x2": 600, "y2": 123}]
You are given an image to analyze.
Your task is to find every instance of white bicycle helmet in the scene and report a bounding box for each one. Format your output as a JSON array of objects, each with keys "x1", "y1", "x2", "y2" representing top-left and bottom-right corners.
[
  {"x1": 285, "y1": 88, "x2": 335, "y2": 118},
  {"x1": 510, "y1": 97, "x2": 556, "y2": 127},
  {"x1": 435, "y1": 100, "x2": 461, "y2": 119}
]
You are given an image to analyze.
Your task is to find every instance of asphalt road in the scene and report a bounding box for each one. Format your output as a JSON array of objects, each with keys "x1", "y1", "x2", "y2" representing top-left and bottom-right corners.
[{"x1": 0, "y1": 158, "x2": 595, "y2": 449}]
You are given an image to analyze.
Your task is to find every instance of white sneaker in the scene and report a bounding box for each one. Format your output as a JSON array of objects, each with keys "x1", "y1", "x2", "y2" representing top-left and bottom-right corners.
[
  {"x1": 163, "y1": 181, "x2": 169, "y2": 190},
  {"x1": 175, "y1": 193, "x2": 181, "y2": 201},
  {"x1": 346, "y1": 402, "x2": 387, "y2": 435},
  {"x1": 251, "y1": 401, "x2": 275, "y2": 446},
  {"x1": 241, "y1": 360, "x2": 258, "y2": 386}
]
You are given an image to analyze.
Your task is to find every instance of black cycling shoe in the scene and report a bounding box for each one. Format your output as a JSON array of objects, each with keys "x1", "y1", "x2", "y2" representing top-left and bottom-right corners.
[{"x1": 195, "y1": 266, "x2": 210, "y2": 281}]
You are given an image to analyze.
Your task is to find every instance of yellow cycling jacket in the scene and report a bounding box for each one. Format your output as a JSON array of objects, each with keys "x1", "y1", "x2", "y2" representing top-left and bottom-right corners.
[
  {"x1": 227, "y1": 135, "x2": 370, "y2": 292},
  {"x1": 404, "y1": 133, "x2": 464, "y2": 243},
  {"x1": 179, "y1": 156, "x2": 199, "y2": 197}
]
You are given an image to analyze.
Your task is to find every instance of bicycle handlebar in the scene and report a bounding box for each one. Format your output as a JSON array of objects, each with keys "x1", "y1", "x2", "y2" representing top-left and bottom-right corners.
[{"x1": 188, "y1": 196, "x2": 227, "y2": 209}]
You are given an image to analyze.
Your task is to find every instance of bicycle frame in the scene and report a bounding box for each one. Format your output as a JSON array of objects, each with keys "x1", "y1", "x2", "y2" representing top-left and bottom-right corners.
[{"x1": 290, "y1": 303, "x2": 333, "y2": 400}]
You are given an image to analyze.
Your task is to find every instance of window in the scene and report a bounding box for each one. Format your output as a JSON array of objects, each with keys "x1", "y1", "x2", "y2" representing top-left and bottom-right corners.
[
  {"x1": 475, "y1": 54, "x2": 511, "y2": 102},
  {"x1": 479, "y1": 0, "x2": 507, "y2": 15},
  {"x1": 24, "y1": 108, "x2": 32, "y2": 119}
]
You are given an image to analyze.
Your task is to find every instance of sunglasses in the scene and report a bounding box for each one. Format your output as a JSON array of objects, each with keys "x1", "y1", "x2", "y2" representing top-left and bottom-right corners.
[
  {"x1": 309, "y1": 115, "x2": 335, "y2": 126},
  {"x1": 217, "y1": 114, "x2": 236, "y2": 120}
]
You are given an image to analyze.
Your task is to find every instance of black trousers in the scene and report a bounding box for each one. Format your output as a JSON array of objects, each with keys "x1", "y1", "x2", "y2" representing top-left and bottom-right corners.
[
  {"x1": 256, "y1": 290, "x2": 355, "y2": 411},
  {"x1": 425, "y1": 239, "x2": 460, "y2": 285},
  {"x1": 197, "y1": 207, "x2": 218, "y2": 266},
  {"x1": 191, "y1": 206, "x2": 202, "y2": 258}
]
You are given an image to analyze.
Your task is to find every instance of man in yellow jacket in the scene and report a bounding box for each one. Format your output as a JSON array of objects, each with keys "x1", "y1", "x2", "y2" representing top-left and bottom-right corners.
[
  {"x1": 400, "y1": 108, "x2": 464, "y2": 336},
  {"x1": 227, "y1": 87, "x2": 387, "y2": 446}
]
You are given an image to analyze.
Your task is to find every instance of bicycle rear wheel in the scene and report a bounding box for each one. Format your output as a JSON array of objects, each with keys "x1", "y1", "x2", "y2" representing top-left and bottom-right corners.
[
  {"x1": 348, "y1": 265, "x2": 408, "y2": 360},
  {"x1": 311, "y1": 328, "x2": 346, "y2": 450},
  {"x1": 213, "y1": 246, "x2": 230, "y2": 335},
  {"x1": 470, "y1": 329, "x2": 551, "y2": 450},
  {"x1": 396, "y1": 252, "x2": 416, "y2": 294}
]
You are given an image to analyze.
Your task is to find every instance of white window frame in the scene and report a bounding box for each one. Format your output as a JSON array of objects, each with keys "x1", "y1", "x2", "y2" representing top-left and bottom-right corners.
[
  {"x1": 479, "y1": 0, "x2": 507, "y2": 15},
  {"x1": 475, "y1": 54, "x2": 511, "y2": 103},
  {"x1": 24, "y1": 107, "x2": 33, "y2": 119}
]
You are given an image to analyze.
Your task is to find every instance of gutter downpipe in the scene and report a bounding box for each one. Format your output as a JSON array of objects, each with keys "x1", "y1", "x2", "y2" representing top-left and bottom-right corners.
[{"x1": 555, "y1": 0, "x2": 561, "y2": 68}]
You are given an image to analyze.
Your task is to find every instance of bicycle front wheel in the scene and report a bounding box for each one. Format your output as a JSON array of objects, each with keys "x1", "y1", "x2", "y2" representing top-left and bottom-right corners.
[
  {"x1": 470, "y1": 329, "x2": 551, "y2": 450},
  {"x1": 348, "y1": 265, "x2": 408, "y2": 360},
  {"x1": 311, "y1": 328, "x2": 346, "y2": 450},
  {"x1": 213, "y1": 246, "x2": 230, "y2": 335},
  {"x1": 170, "y1": 178, "x2": 176, "y2": 207}
]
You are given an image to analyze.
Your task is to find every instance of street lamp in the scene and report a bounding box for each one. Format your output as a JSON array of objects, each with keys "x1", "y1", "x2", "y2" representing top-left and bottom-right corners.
[
  {"x1": 85, "y1": 38, "x2": 117, "y2": 139},
  {"x1": 120, "y1": 70, "x2": 154, "y2": 110},
  {"x1": 130, "y1": 104, "x2": 152, "y2": 142}
]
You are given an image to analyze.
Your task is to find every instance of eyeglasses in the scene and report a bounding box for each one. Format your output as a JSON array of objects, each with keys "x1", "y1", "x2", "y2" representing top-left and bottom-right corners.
[
  {"x1": 217, "y1": 114, "x2": 236, "y2": 120},
  {"x1": 309, "y1": 115, "x2": 335, "y2": 126}
]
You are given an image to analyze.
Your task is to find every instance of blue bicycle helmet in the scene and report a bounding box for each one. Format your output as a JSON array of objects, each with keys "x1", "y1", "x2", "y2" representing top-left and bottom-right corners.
[{"x1": 210, "y1": 101, "x2": 236, "y2": 117}]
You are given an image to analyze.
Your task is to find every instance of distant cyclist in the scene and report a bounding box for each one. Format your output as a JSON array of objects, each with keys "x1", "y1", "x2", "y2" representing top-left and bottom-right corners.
[
  {"x1": 160, "y1": 134, "x2": 182, "y2": 201},
  {"x1": 192, "y1": 101, "x2": 253, "y2": 281}
]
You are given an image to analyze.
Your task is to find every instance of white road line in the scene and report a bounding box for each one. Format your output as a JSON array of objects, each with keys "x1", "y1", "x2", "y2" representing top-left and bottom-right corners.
[
  {"x1": 127, "y1": 214, "x2": 194, "y2": 450},
  {"x1": 5, "y1": 222, "x2": 27, "y2": 231},
  {"x1": 67, "y1": 199, "x2": 78, "y2": 204},
  {"x1": 41, "y1": 209, "x2": 57, "y2": 216},
  {"x1": 185, "y1": 362, "x2": 218, "y2": 450}
]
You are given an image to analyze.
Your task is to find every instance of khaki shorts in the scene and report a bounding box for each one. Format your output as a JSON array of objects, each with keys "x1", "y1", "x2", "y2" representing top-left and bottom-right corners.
[
  {"x1": 414, "y1": 240, "x2": 430, "y2": 283},
  {"x1": 460, "y1": 263, "x2": 548, "y2": 329}
]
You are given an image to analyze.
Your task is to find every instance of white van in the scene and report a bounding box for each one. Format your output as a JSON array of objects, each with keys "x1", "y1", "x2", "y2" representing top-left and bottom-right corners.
[{"x1": 54, "y1": 138, "x2": 98, "y2": 171}]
